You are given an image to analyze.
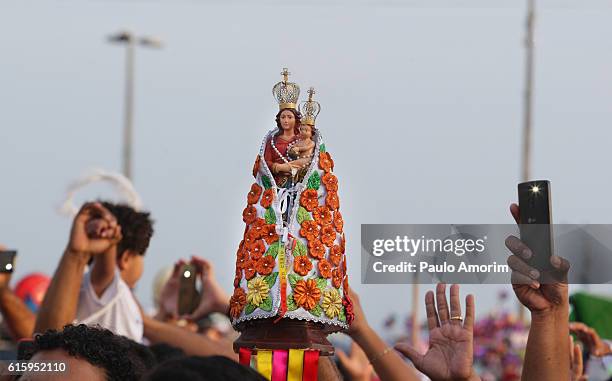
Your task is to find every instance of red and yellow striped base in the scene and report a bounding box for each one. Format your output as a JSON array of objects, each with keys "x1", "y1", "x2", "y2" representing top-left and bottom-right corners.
[{"x1": 239, "y1": 348, "x2": 320, "y2": 381}]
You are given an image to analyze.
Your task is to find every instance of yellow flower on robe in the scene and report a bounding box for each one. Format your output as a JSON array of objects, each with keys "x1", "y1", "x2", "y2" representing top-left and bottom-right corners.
[
  {"x1": 246, "y1": 276, "x2": 269, "y2": 307},
  {"x1": 322, "y1": 289, "x2": 343, "y2": 319}
]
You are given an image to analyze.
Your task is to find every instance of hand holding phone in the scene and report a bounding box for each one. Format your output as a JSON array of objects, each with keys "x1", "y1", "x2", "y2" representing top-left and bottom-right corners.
[
  {"x1": 517, "y1": 180, "x2": 554, "y2": 272},
  {"x1": 178, "y1": 264, "x2": 200, "y2": 316},
  {"x1": 0, "y1": 250, "x2": 17, "y2": 274}
]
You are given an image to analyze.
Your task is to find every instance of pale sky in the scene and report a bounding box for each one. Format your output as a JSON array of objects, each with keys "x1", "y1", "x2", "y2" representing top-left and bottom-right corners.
[{"x1": 1, "y1": 0, "x2": 612, "y2": 330}]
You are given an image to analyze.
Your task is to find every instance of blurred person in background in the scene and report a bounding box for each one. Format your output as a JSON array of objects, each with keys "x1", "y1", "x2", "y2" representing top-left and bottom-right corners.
[
  {"x1": 35, "y1": 201, "x2": 153, "y2": 342},
  {"x1": 0, "y1": 244, "x2": 49, "y2": 342},
  {"x1": 10, "y1": 324, "x2": 156, "y2": 381}
]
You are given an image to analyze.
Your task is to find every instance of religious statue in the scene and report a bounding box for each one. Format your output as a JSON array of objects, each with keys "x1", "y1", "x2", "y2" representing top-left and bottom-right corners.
[{"x1": 230, "y1": 68, "x2": 353, "y2": 380}]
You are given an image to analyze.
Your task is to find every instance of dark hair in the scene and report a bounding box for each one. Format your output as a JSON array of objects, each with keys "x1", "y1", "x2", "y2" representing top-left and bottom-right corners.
[
  {"x1": 20, "y1": 324, "x2": 156, "y2": 381},
  {"x1": 149, "y1": 343, "x2": 185, "y2": 364},
  {"x1": 275, "y1": 108, "x2": 301, "y2": 136},
  {"x1": 100, "y1": 201, "x2": 154, "y2": 257},
  {"x1": 144, "y1": 355, "x2": 267, "y2": 381}
]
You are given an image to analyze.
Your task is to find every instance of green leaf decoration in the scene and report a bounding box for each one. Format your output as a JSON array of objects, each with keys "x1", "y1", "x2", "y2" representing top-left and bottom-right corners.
[
  {"x1": 265, "y1": 207, "x2": 276, "y2": 224},
  {"x1": 259, "y1": 297, "x2": 273, "y2": 312},
  {"x1": 266, "y1": 241, "x2": 280, "y2": 259},
  {"x1": 315, "y1": 278, "x2": 328, "y2": 292},
  {"x1": 293, "y1": 240, "x2": 307, "y2": 257},
  {"x1": 310, "y1": 304, "x2": 322, "y2": 317},
  {"x1": 286, "y1": 294, "x2": 298, "y2": 311},
  {"x1": 288, "y1": 273, "x2": 302, "y2": 288},
  {"x1": 320, "y1": 143, "x2": 326, "y2": 153},
  {"x1": 297, "y1": 207, "x2": 312, "y2": 224},
  {"x1": 307, "y1": 171, "x2": 321, "y2": 190},
  {"x1": 264, "y1": 272, "x2": 279, "y2": 289},
  {"x1": 262, "y1": 175, "x2": 272, "y2": 190},
  {"x1": 245, "y1": 303, "x2": 256, "y2": 315},
  {"x1": 338, "y1": 309, "x2": 346, "y2": 322}
]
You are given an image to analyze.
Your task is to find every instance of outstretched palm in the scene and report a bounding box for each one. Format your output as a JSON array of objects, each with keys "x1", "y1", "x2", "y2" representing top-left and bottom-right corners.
[
  {"x1": 396, "y1": 284, "x2": 476, "y2": 381},
  {"x1": 417, "y1": 321, "x2": 473, "y2": 380}
]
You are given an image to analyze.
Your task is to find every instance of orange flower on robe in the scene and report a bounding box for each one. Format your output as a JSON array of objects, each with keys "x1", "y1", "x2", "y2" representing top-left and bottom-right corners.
[
  {"x1": 236, "y1": 248, "x2": 249, "y2": 269},
  {"x1": 332, "y1": 267, "x2": 343, "y2": 289},
  {"x1": 260, "y1": 189, "x2": 275, "y2": 209},
  {"x1": 308, "y1": 238, "x2": 326, "y2": 260},
  {"x1": 233, "y1": 268, "x2": 242, "y2": 288},
  {"x1": 326, "y1": 192, "x2": 340, "y2": 211},
  {"x1": 293, "y1": 255, "x2": 313, "y2": 276},
  {"x1": 243, "y1": 259, "x2": 257, "y2": 280},
  {"x1": 322, "y1": 173, "x2": 338, "y2": 192},
  {"x1": 247, "y1": 183, "x2": 262, "y2": 205},
  {"x1": 252, "y1": 155, "x2": 261, "y2": 178},
  {"x1": 229, "y1": 287, "x2": 247, "y2": 318},
  {"x1": 333, "y1": 211, "x2": 344, "y2": 233},
  {"x1": 242, "y1": 233, "x2": 256, "y2": 249},
  {"x1": 299, "y1": 220, "x2": 320, "y2": 242},
  {"x1": 313, "y1": 205, "x2": 332, "y2": 226},
  {"x1": 300, "y1": 189, "x2": 319, "y2": 212},
  {"x1": 293, "y1": 279, "x2": 322, "y2": 311},
  {"x1": 242, "y1": 205, "x2": 257, "y2": 224},
  {"x1": 256, "y1": 255, "x2": 276, "y2": 276},
  {"x1": 318, "y1": 259, "x2": 332, "y2": 278},
  {"x1": 247, "y1": 239, "x2": 266, "y2": 261},
  {"x1": 329, "y1": 245, "x2": 343, "y2": 266},
  {"x1": 247, "y1": 218, "x2": 266, "y2": 241},
  {"x1": 319, "y1": 152, "x2": 334, "y2": 173},
  {"x1": 263, "y1": 224, "x2": 279, "y2": 245},
  {"x1": 321, "y1": 225, "x2": 336, "y2": 247}
]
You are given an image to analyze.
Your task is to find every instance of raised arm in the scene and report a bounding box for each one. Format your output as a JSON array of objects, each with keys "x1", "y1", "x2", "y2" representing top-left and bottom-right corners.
[
  {"x1": 143, "y1": 314, "x2": 237, "y2": 360},
  {"x1": 34, "y1": 202, "x2": 122, "y2": 333},
  {"x1": 0, "y1": 251, "x2": 36, "y2": 340},
  {"x1": 347, "y1": 289, "x2": 420, "y2": 381},
  {"x1": 506, "y1": 203, "x2": 570, "y2": 381}
]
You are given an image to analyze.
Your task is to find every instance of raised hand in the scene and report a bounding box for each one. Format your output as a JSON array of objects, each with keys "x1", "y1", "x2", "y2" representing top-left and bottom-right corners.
[
  {"x1": 67, "y1": 202, "x2": 122, "y2": 256},
  {"x1": 183, "y1": 256, "x2": 230, "y2": 320},
  {"x1": 569, "y1": 336, "x2": 586, "y2": 381},
  {"x1": 506, "y1": 203, "x2": 569, "y2": 313},
  {"x1": 570, "y1": 322, "x2": 612, "y2": 357},
  {"x1": 337, "y1": 341, "x2": 373, "y2": 381},
  {"x1": 158, "y1": 260, "x2": 187, "y2": 319},
  {"x1": 395, "y1": 283, "x2": 477, "y2": 381}
]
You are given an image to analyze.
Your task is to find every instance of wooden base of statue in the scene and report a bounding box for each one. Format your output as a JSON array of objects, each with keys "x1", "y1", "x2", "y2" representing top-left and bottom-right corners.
[{"x1": 233, "y1": 318, "x2": 340, "y2": 356}]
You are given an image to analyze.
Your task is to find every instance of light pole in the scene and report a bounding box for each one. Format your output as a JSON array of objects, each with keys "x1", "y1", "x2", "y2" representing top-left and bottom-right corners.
[
  {"x1": 108, "y1": 31, "x2": 162, "y2": 180},
  {"x1": 519, "y1": 0, "x2": 536, "y2": 322},
  {"x1": 522, "y1": 0, "x2": 535, "y2": 183}
]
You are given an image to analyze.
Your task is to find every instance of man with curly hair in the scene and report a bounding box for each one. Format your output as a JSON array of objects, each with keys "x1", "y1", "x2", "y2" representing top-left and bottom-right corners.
[
  {"x1": 18, "y1": 324, "x2": 155, "y2": 381},
  {"x1": 35, "y1": 201, "x2": 154, "y2": 342}
]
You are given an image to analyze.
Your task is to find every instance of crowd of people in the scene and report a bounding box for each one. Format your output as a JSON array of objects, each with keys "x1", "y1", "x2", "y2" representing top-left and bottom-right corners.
[{"x1": 0, "y1": 200, "x2": 608, "y2": 380}]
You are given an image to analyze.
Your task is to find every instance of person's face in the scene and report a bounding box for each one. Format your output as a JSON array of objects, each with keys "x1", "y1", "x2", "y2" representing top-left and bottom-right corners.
[
  {"x1": 280, "y1": 110, "x2": 296, "y2": 131},
  {"x1": 299, "y1": 124, "x2": 312, "y2": 139},
  {"x1": 119, "y1": 251, "x2": 144, "y2": 289},
  {"x1": 19, "y1": 349, "x2": 106, "y2": 381}
]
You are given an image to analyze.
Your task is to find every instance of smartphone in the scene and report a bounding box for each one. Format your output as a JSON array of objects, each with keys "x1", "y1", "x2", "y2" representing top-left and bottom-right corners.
[
  {"x1": 518, "y1": 180, "x2": 554, "y2": 272},
  {"x1": 0, "y1": 251, "x2": 17, "y2": 273},
  {"x1": 178, "y1": 264, "x2": 200, "y2": 316}
]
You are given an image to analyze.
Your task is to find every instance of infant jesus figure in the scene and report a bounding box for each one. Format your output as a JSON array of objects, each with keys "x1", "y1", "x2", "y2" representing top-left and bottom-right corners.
[{"x1": 286, "y1": 123, "x2": 316, "y2": 183}]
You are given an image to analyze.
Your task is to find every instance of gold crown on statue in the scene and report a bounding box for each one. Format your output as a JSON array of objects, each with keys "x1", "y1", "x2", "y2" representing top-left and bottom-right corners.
[
  {"x1": 299, "y1": 87, "x2": 321, "y2": 126},
  {"x1": 272, "y1": 68, "x2": 300, "y2": 110}
]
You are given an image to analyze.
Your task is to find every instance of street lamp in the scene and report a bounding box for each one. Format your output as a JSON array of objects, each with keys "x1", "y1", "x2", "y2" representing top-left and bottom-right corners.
[{"x1": 108, "y1": 30, "x2": 162, "y2": 180}]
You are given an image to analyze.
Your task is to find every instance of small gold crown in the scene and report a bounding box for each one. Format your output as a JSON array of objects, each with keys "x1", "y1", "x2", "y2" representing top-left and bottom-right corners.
[
  {"x1": 299, "y1": 87, "x2": 321, "y2": 126},
  {"x1": 272, "y1": 68, "x2": 300, "y2": 110}
]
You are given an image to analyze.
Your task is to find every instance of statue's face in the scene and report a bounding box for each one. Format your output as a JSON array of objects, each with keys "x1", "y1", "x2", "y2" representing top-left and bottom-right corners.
[
  {"x1": 280, "y1": 110, "x2": 296, "y2": 131},
  {"x1": 299, "y1": 124, "x2": 312, "y2": 139}
]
